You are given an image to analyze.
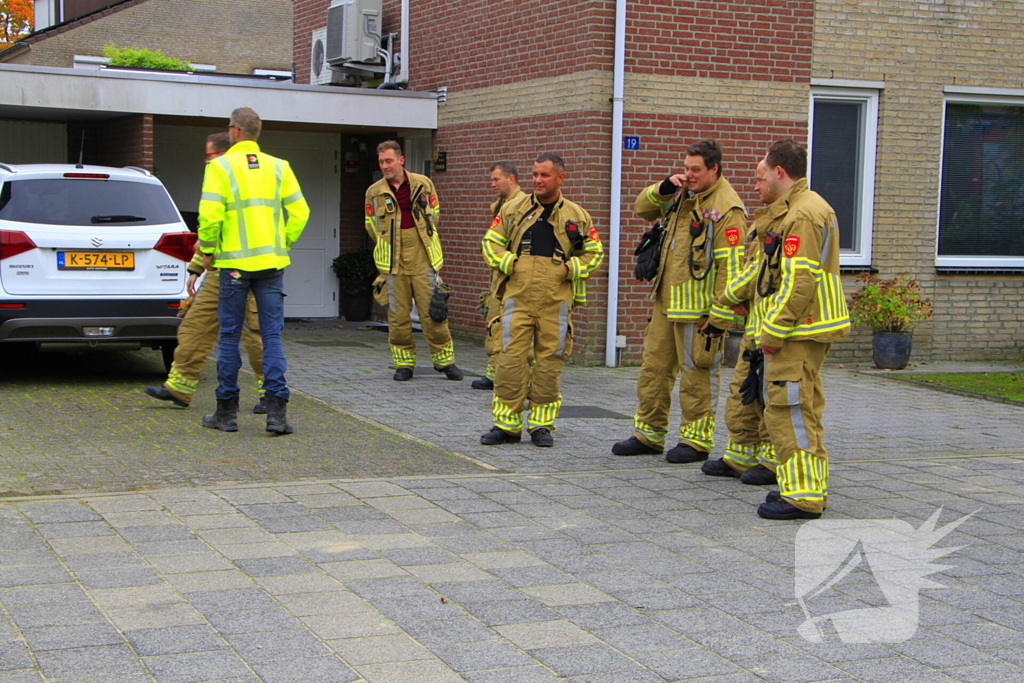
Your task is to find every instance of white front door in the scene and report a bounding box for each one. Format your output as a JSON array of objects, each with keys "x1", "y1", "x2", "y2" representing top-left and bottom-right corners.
[{"x1": 153, "y1": 126, "x2": 341, "y2": 318}]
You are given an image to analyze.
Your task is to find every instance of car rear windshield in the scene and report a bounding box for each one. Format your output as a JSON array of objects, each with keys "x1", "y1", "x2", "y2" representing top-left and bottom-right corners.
[{"x1": 0, "y1": 178, "x2": 181, "y2": 226}]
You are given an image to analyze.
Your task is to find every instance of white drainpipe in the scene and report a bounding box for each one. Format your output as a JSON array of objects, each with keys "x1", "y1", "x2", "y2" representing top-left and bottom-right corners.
[
  {"x1": 395, "y1": 0, "x2": 410, "y2": 85},
  {"x1": 605, "y1": 0, "x2": 626, "y2": 367}
]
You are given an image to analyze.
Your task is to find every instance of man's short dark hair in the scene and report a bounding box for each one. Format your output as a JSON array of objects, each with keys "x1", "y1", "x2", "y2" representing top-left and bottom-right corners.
[
  {"x1": 535, "y1": 153, "x2": 565, "y2": 171},
  {"x1": 685, "y1": 139, "x2": 722, "y2": 174},
  {"x1": 490, "y1": 161, "x2": 519, "y2": 181},
  {"x1": 765, "y1": 139, "x2": 807, "y2": 179},
  {"x1": 229, "y1": 107, "x2": 261, "y2": 140},
  {"x1": 206, "y1": 132, "x2": 230, "y2": 153},
  {"x1": 377, "y1": 140, "x2": 403, "y2": 156}
]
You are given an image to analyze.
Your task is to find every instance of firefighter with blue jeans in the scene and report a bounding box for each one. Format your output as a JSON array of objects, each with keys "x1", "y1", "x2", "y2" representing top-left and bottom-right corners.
[
  {"x1": 748, "y1": 139, "x2": 850, "y2": 520},
  {"x1": 198, "y1": 107, "x2": 310, "y2": 435}
]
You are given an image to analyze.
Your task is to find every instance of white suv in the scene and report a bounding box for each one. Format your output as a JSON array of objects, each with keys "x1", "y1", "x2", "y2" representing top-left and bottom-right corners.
[{"x1": 0, "y1": 163, "x2": 196, "y2": 369}]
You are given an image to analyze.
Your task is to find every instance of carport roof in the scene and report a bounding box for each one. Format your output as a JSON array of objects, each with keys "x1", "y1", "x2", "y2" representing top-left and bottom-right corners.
[{"x1": 0, "y1": 63, "x2": 437, "y2": 130}]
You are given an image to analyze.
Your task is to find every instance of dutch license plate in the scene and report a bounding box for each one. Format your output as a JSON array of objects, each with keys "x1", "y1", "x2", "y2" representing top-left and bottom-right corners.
[{"x1": 57, "y1": 251, "x2": 135, "y2": 271}]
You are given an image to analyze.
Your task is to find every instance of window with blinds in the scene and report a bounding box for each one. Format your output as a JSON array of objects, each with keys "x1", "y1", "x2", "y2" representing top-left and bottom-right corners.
[{"x1": 939, "y1": 103, "x2": 1024, "y2": 259}]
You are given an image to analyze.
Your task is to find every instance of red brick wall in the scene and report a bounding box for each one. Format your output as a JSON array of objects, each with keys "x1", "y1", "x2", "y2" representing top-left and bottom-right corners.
[{"x1": 98, "y1": 114, "x2": 154, "y2": 171}]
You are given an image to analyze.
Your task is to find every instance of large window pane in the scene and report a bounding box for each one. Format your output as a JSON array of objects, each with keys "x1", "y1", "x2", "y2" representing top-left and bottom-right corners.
[
  {"x1": 939, "y1": 103, "x2": 1024, "y2": 257},
  {"x1": 810, "y1": 100, "x2": 862, "y2": 252}
]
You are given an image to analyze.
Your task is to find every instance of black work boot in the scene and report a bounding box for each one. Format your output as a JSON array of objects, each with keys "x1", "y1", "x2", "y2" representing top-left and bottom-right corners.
[
  {"x1": 253, "y1": 397, "x2": 267, "y2": 415},
  {"x1": 143, "y1": 385, "x2": 188, "y2": 408},
  {"x1": 740, "y1": 464, "x2": 777, "y2": 486},
  {"x1": 612, "y1": 436, "x2": 661, "y2": 456},
  {"x1": 530, "y1": 428, "x2": 554, "y2": 448},
  {"x1": 471, "y1": 377, "x2": 494, "y2": 390},
  {"x1": 701, "y1": 458, "x2": 740, "y2": 478},
  {"x1": 437, "y1": 364, "x2": 464, "y2": 381},
  {"x1": 665, "y1": 442, "x2": 709, "y2": 464},
  {"x1": 202, "y1": 397, "x2": 238, "y2": 432},
  {"x1": 265, "y1": 394, "x2": 294, "y2": 435},
  {"x1": 480, "y1": 426, "x2": 520, "y2": 445},
  {"x1": 393, "y1": 367, "x2": 414, "y2": 381}
]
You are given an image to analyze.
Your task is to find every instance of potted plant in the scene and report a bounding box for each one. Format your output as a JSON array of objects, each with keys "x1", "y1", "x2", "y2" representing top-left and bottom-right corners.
[
  {"x1": 331, "y1": 249, "x2": 377, "y2": 321},
  {"x1": 848, "y1": 273, "x2": 933, "y2": 370}
]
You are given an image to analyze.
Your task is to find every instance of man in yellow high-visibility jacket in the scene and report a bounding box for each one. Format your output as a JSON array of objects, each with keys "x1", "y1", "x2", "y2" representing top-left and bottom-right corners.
[{"x1": 198, "y1": 107, "x2": 310, "y2": 435}]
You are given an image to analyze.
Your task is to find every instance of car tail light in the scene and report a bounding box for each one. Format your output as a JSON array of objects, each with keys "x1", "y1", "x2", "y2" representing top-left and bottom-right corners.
[
  {"x1": 154, "y1": 232, "x2": 198, "y2": 262},
  {"x1": 63, "y1": 173, "x2": 110, "y2": 179},
  {"x1": 0, "y1": 230, "x2": 37, "y2": 260},
  {"x1": 0, "y1": 303, "x2": 25, "y2": 308}
]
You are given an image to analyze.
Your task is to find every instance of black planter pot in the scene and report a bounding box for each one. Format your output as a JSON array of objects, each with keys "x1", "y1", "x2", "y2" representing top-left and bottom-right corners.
[
  {"x1": 872, "y1": 331, "x2": 913, "y2": 370},
  {"x1": 341, "y1": 280, "x2": 373, "y2": 322}
]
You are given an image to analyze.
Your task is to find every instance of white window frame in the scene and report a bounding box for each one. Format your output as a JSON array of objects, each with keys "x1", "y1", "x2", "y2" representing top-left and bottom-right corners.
[
  {"x1": 937, "y1": 89, "x2": 1024, "y2": 268},
  {"x1": 808, "y1": 85, "x2": 880, "y2": 266}
]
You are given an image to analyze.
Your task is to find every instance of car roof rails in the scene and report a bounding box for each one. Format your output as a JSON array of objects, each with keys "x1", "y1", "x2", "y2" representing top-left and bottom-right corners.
[
  {"x1": 123, "y1": 166, "x2": 152, "y2": 177},
  {"x1": 0, "y1": 163, "x2": 18, "y2": 174}
]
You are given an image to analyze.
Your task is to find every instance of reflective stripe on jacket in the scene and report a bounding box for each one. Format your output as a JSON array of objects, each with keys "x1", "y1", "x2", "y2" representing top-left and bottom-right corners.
[
  {"x1": 198, "y1": 140, "x2": 309, "y2": 271},
  {"x1": 758, "y1": 179, "x2": 850, "y2": 347},
  {"x1": 634, "y1": 175, "x2": 746, "y2": 322},
  {"x1": 364, "y1": 172, "x2": 443, "y2": 273}
]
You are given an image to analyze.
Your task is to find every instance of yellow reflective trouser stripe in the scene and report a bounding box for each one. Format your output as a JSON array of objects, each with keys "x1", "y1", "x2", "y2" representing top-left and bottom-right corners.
[
  {"x1": 633, "y1": 415, "x2": 666, "y2": 444},
  {"x1": 165, "y1": 368, "x2": 199, "y2": 397},
  {"x1": 778, "y1": 449, "x2": 828, "y2": 501},
  {"x1": 528, "y1": 397, "x2": 561, "y2": 430},
  {"x1": 758, "y1": 441, "x2": 779, "y2": 467},
  {"x1": 391, "y1": 345, "x2": 416, "y2": 367},
  {"x1": 724, "y1": 441, "x2": 759, "y2": 468},
  {"x1": 492, "y1": 394, "x2": 522, "y2": 432},
  {"x1": 485, "y1": 360, "x2": 495, "y2": 380},
  {"x1": 679, "y1": 415, "x2": 715, "y2": 451},
  {"x1": 431, "y1": 341, "x2": 455, "y2": 367},
  {"x1": 216, "y1": 245, "x2": 289, "y2": 262}
]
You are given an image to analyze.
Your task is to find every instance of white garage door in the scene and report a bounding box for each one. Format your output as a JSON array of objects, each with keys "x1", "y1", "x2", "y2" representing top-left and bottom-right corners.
[
  {"x1": 153, "y1": 125, "x2": 341, "y2": 318},
  {"x1": 0, "y1": 120, "x2": 67, "y2": 164}
]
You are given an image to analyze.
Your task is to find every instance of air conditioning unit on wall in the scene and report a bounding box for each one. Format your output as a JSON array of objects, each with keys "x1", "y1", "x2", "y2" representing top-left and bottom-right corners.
[
  {"x1": 326, "y1": 0, "x2": 382, "y2": 65},
  {"x1": 310, "y1": 29, "x2": 331, "y2": 85}
]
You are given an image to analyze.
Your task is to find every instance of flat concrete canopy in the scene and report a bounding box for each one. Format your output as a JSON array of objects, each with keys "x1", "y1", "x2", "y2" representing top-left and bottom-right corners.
[{"x1": 0, "y1": 63, "x2": 437, "y2": 129}]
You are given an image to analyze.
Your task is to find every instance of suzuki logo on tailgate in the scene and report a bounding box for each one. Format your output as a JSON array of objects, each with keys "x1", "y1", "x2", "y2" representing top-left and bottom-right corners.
[{"x1": 91, "y1": 237, "x2": 103, "y2": 248}]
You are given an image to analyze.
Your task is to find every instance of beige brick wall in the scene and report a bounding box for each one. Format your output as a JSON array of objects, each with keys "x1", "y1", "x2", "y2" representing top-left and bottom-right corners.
[
  {"x1": 12, "y1": 0, "x2": 292, "y2": 75},
  {"x1": 816, "y1": 0, "x2": 1024, "y2": 362}
]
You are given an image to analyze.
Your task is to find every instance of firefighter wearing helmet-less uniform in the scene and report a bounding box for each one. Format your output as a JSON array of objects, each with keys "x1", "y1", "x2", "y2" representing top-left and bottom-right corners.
[
  {"x1": 480, "y1": 153, "x2": 604, "y2": 448},
  {"x1": 365, "y1": 140, "x2": 463, "y2": 382},
  {"x1": 611, "y1": 139, "x2": 746, "y2": 464},
  {"x1": 699, "y1": 159, "x2": 780, "y2": 486},
  {"x1": 473, "y1": 161, "x2": 528, "y2": 391},
  {"x1": 748, "y1": 139, "x2": 850, "y2": 521}
]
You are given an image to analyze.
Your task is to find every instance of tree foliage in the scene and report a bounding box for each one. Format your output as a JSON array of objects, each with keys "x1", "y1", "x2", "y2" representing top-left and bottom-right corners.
[
  {"x1": 103, "y1": 44, "x2": 192, "y2": 71},
  {"x1": 0, "y1": 0, "x2": 33, "y2": 48}
]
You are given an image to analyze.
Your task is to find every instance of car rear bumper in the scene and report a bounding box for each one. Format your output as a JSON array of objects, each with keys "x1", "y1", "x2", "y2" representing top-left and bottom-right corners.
[{"x1": 0, "y1": 299, "x2": 182, "y2": 342}]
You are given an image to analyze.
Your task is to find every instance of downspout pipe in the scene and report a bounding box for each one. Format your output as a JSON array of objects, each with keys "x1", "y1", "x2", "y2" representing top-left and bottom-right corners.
[
  {"x1": 605, "y1": 0, "x2": 626, "y2": 367},
  {"x1": 394, "y1": 0, "x2": 410, "y2": 85}
]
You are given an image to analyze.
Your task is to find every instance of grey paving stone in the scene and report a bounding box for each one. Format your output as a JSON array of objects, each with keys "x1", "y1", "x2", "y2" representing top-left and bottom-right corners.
[
  {"x1": 433, "y1": 581, "x2": 524, "y2": 604},
  {"x1": 142, "y1": 650, "x2": 251, "y2": 683},
  {"x1": 0, "y1": 549, "x2": 58, "y2": 569},
  {"x1": 7, "y1": 602, "x2": 105, "y2": 628},
  {"x1": 943, "y1": 663, "x2": 1024, "y2": 682},
  {"x1": 487, "y1": 566, "x2": 577, "y2": 588},
  {"x1": 348, "y1": 577, "x2": 437, "y2": 600},
  {"x1": 32, "y1": 522, "x2": 114, "y2": 539},
  {"x1": 314, "y1": 507, "x2": 391, "y2": 523},
  {"x1": 400, "y1": 617, "x2": 497, "y2": 648},
  {"x1": 531, "y1": 644, "x2": 639, "y2": 676},
  {"x1": 649, "y1": 606, "x2": 747, "y2": 634},
  {"x1": 591, "y1": 624, "x2": 692, "y2": 653},
  {"x1": 0, "y1": 670, "x2": 45, "y2": 682},
  {"x1": 631, "y1": 648, "x2": 745, "y2": 680},
  {"x1": 230, "y1": 556, "x2": 317, "y2": 577},
  {"x1": 227, "y1": 629, "x2": 332, "y2": 661},
  {"x1": 249, "y1": 656, "x2": 360, "y2": 683},
  {"x1": 459, "y1": 666, "x2": 565, "y2": 683},
  {"x1": 204, "y1": 608, "x2": 303, "y2": 635},
  {"x1": 370, "y1": 595, "x2": 467, "y2": 622},
  {"x1": 186, "y1": 588, "x2": 280, "y2": 613},
  {"x1": 0, "y1": 640, "x2": 33, "y2": 672},
  {"x1": 131, "y1": 540, "x2": 210, "y2": 558},
  {"x1": 430, "y1": 640, "x2": 536, "y2": 672},
  {"x1": 123, "y1": 625, "x2": 229, "y2": 656},
  {"x1": 20, "y1": 623, "x2": 125, "y2": 651},
  {"x1": 0, "y1": 584, "x2": 88, "y2": 606},
  {"x1": 18, "y1": 502, "x2": 100, "y2": 524},
  {"x1": 554, "y1": 603, "x2": 653, "y2": 630},
  {"x1": 257, "y1": 516, "x2": 336, "y2": 533},
  {"x1": 0, "y1": 566, "x2": 74, "y2": 588},
  {"x1": 118, "y1": 526, "x2": 195, "y2": 543},
  {"x1": 563, "y1": 671, "x2": 668, "y2": 683},
  {"x1": 35, "y1": 644, "x2": 144, "y2": 679},
  {"x1": 460, "y1": 599, "x2": 560, "y2": 627},
  {"x1": 377, "y1": 547, "x2": 461, "y2": 566},
  {"x1": 62, "y1": 553, "x2": 147, "y2": 572},
  {"x1": 889, "y1": 638, "x2": 1005, "y2": 668},
  {"x1": 836, "y1": 656, "x2": 963, "y2": 683},
  {"x1": 612, "y1": 587, "x2": 704, "y2": 610},
  {"x1": 75, "y1": 568, "x2": 163, "y2": 590}
]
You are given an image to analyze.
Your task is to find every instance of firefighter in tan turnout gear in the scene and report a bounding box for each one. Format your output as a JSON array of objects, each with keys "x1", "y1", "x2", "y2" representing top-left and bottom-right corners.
[
  {"x1": 698, "y1": 159, "x2": 779, "y2": 486},
  {"x1": 143, "y1": 132, "x2": 265, "y2": 414},
  {"x1": 612, "y1": 140, "x2": 746, "y2": 463},
  {"x1": 480, "y1": 153, "x2": 604, "y2": 448},
  {"x1": 749, "y1": 139, "x2": 850, "y2": 520},
  {"x1": 473, "y1": 162, "x2": 527, "y2": 391},
  {"x1": 365, "y1": 141, "x2": 463, "y2": 382}
]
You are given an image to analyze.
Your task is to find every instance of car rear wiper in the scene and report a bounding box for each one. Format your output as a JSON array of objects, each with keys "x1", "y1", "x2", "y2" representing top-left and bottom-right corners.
[{"x1": 91, "y1": 215, "x2": 146, "y2": 223}]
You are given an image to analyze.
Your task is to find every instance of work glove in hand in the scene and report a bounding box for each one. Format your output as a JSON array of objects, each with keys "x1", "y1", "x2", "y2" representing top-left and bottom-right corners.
[
  {"x1": 739, "y1": 348, "x2": 765, "y2": 406},
  {"x1": 429, "y1": 281, "x2": 452, "y2": 323}
]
